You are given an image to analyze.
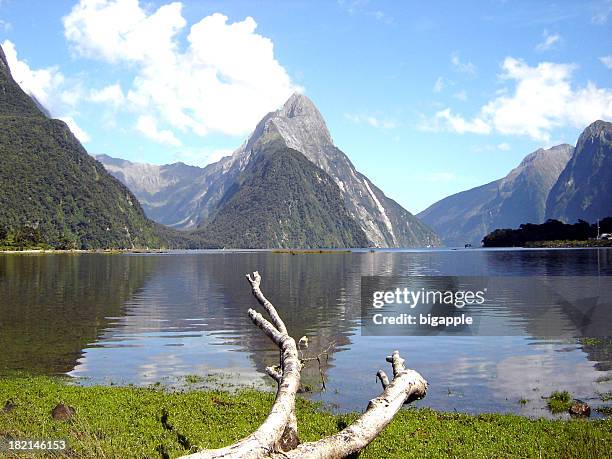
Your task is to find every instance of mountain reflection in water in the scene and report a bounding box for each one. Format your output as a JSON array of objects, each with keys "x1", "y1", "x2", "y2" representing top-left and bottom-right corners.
[{"x1": 0, "y1": 248, "x2": 610, "y2": 417}]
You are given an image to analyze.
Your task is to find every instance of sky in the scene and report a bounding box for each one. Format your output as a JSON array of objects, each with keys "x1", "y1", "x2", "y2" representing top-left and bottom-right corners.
[{"x1": 0, "y1": 0, "x2": 610, "y2": 213}]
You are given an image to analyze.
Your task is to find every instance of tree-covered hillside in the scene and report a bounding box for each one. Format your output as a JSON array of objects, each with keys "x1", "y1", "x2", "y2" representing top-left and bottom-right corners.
[
  {"x1": 482, "y1": 217, "x2": 612, "y2": 247},
  {"x1": 0, "y1": 44, "x2": 165, "y2": 249},
  {"x1": 196, "y1": 136, "x2": 369, "y2": 249}
]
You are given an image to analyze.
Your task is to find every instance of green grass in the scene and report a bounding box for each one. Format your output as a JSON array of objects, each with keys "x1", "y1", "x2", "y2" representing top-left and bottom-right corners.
[
  {"x1": 580, "y1": 338, "x2": 608, "y2": 346},
  {"x1": 598, "y1": 407, "x2": 612, "y2": 416},
  {"x1": 547, "y1": 391, "x2": 573, "y2": 414},
  {"x1": 599, "y1": 392, "x2": 612, "y2": 402},
  {"x1": 0, "y1": 376, "x2": 610, "y2": 458},
  {"x1": 183, "y1": 374, "x2": 205, "y2": 385}
]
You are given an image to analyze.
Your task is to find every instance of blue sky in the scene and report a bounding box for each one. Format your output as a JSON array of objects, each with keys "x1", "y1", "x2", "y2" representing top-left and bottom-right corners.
[{"x1": 0, "y1": 1, "x2": 610, "y2": 213}]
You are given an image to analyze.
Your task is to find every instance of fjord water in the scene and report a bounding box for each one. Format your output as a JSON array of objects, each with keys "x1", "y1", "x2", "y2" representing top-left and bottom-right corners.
[{"x1": 1, "y1": 249, "x2": 611, "y2": 417}]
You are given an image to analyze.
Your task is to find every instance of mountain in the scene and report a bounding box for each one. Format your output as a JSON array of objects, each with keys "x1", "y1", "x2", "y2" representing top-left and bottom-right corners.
[
  {"x1": 546, "y1": 120, "x2": 612, "y2": 223},
  {"x1": 99, "y1": 94, "x2": 440, "y2": 247},
  {"x1": 418, "y1": 144, "x2": 573, "y2": 246},
  {"x1": 95, "y1": 154, "x2": 206, "y2": 228},
  {"x1": 197, "y1": 135, "x2": 369, "y2": 248},
  {"x1": 243, "y1": 94, "x2": 439, "y2": 247},
  {"x1": 0, "y1": 44, "x2": 164, "y2": 249}
]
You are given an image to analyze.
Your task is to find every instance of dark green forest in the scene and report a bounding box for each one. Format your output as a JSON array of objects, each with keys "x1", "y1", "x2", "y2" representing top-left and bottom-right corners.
[
  {"x1": 0, "y1": 45, "x2": 370, "y2": 251},
  {"x1": 0, "y1": 115, "x2": 169, "y2": 249},
  {"x1": 197, "y1": 136, "x2": 369, "y2": 249},
  {"x1": 482, "y1": 217, "x2": 612, "y2": 247},
  {"x1": 0, "y1": 45, "x2": 186, "y2": 250}
]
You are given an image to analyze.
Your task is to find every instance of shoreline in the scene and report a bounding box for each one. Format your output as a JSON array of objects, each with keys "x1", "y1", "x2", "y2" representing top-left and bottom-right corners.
[
  {"x1": 524, "y1": 239, "x2": 612, "y2": 248},
  {"x1": 0, "y1": 248, "x2": 169, "y2": 254},
  {"x1": 0, "y1": 375, "x2": 610, "y2": 458},
  {"x1": 2, "y1": 245, "x2": 612, "y2": 255}
]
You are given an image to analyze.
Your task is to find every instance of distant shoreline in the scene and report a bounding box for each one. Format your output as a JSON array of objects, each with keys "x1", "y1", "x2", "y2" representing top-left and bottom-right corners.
[
  {"x1": 0, "y1": 248, "x2": 169, "y2": 254},
  {"x1": 1, "y1": 244, "x2": 611, "y2": 255},
  {"x1": 524, "y1": 239, "x2": 612, "y2": 248}
]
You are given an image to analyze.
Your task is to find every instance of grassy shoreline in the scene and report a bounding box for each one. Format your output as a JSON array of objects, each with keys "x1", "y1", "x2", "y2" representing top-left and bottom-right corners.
[{"x1": 0, "y1": 376, "x2": 610, "y2": 458}]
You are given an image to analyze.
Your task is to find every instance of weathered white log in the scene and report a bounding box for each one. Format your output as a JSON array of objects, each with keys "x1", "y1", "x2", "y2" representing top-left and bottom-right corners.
[
  {"x1": 179, "y1": 272, "x2": 301, "y2": 459},
  {"x1": 181, "y1": 272, "x2": 427, "y2": 459},
  {"x1": 247, "y1": 271, "x2": 287, "y2": 335},
  {"x1": 269, "y1": 351, "x2": 428, "y2": 459},
  {"x1": 376, "y1": 369, "x2": 390, "y2": 389},
  {"x1": 265, "y1": 365, "x2": 282, "y2": 383}
]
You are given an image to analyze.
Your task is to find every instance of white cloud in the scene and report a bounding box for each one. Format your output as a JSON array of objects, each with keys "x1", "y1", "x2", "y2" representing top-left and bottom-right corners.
[
  {"x1": 600, "y1": 55, "x2": 612, "y2": 69},
  {"x1": 433, "y1": 76, "x2": 445, "y2": 93},
  {"x1": 421, "y1": 57, "x2": 612, "y2": 141},
  {"x1": 451, "y1": 52, "x2": 476, "y2": 76},
  {"x1": 0, "y1": 19, "x2": 11, "y2": 32},
  {"x1": 89, "y1": 84, "x2": 125, "y2": 107},
  {"x1": 136, "y1": 115, "x2": 182, "y2": 147},
  {"x1": 60, "y1": 116, "x2": 91, "y2": 143},
  {"x1": 482, "y1": 57, "x2": 612, "y2": 140},
  {"x1": 60, "y1": 86, "x2": 85, "y2": 108},
  {"x1": 63, "y1": 0, "x2": 185, "y2": 63},
  {"x1": 535, "y1": 30, "x2": 561, "y2": 52},
  {"x1": 1, "y1": 39, "x2": 64, "y2": 111},
  {"x1": 497, "y1": 142, "x2": 511, "y2": 151},
  {"x1": 345, "y1": 113, "x2": 397, "y2": 129},
  {"x1": 63, "y1": 1, "x2": 297, "y2": 142},
  {"x1": 420, "y1": 108, "x2": 490, "y2": 134},
  {"x1": 2, "y1": 39, "x2": 91, "y2": 144}
]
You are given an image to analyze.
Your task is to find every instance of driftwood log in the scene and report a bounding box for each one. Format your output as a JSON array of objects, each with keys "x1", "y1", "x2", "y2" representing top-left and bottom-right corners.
[{"x1": 180, "y1": 271, "x2": 427, "y2": 459}]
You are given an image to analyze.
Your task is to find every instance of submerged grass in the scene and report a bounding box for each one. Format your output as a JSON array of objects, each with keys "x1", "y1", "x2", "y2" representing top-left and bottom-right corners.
[
  {"x1": 0, "y1": 375, "x2": 610, "y2": 458},
  {"x1": 271, "y1": 249, "x2": 351, "y2": 254},
  {"x1": 547, "y1": 391, "x2": 573, "y2": 414}
]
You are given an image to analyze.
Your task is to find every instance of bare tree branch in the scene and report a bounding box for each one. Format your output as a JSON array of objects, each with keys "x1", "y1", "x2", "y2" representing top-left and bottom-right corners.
[
  {"x1": 376, "y1": 370, "x2": 390, "y2": 389},
  {"x1": 246, "y1": 271, "x2": 287, "y2": 334},
  {"x1": 180, "y1": 273, "x2": 301, "y2": 459},
  {"x1": 301, "y1": 340, "x2": 335, "y2": 391},
  {"x1": 271, "y1": 351, "x2": 427, "y2": 459},
  {"x1": 265, "y1": 366, "x2": 283, "y2": 383},
  {"x1": 180, "y1": 272, "x2": 428, "y2": 459}
]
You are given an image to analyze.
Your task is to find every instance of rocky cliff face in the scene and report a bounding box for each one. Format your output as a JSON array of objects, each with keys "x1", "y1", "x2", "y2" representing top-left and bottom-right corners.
[
  {"x1": 96, "y1": 154, "x2": 206, "y2": 228},
  {"x1": 418, "y1": 144, "x2": 573, "y2": 246},
  {"x1": 240, "y1": 94, "x2": 439, "y2": 247},
  {"x1": 99, "y1": 93, "x2": 440, "y2": 247},
  {"x1": 546, "y1": 120, "x2": 612, "y2": 223}
]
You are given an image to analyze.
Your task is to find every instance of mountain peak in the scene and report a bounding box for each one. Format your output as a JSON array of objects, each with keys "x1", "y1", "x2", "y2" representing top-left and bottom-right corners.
[
  {"x1": 580, "y1": 120, "x2": 611, "y2": 141},
  {"x1": 518, "y1": 144, "x2": 573, "y2": 168},
  {"x1": 0, "y1": 44, "x2": 48, "y2": 118},
  {"x1": 0, "y1": 45, "x2": 10, "y2": 76},
  {"x1": 262, "y1": 92, "x2": 333, "y2": 156},
  {"x1": 278, "y1": 93, "x2": 319, "y2": 118},
  {"x1": 546, "y1": 121, "x2": 612, "y2": 223}
]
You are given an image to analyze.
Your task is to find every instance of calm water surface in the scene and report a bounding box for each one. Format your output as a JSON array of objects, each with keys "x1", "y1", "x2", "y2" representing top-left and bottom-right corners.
[{"x1": 1, "y1": 248, "x2": 611, "y2": 418}]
